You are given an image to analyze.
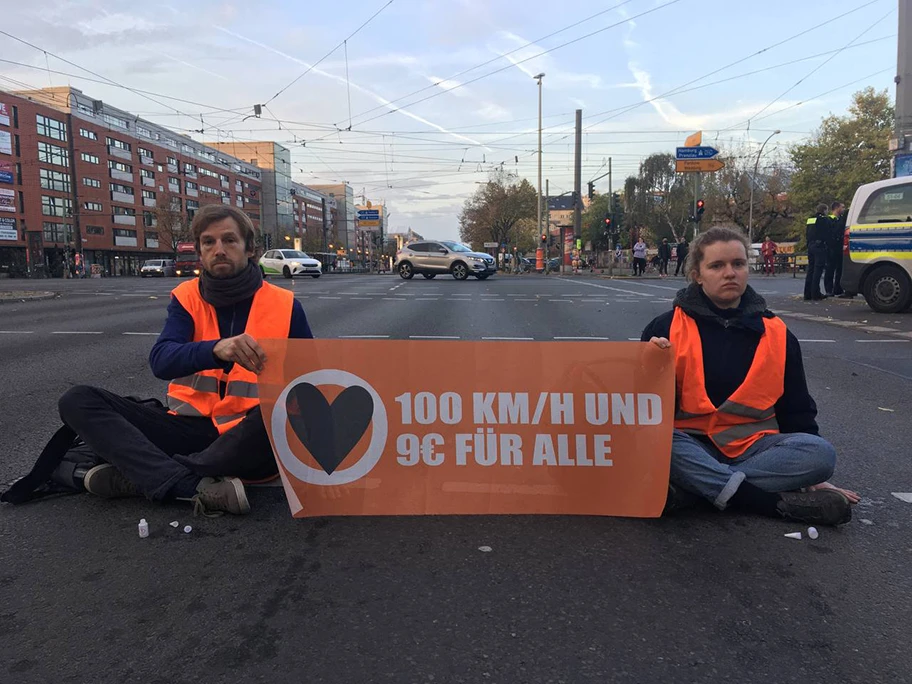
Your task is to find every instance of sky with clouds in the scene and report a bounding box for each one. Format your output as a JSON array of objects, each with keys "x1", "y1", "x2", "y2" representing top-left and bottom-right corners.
[{"x1": 0, "y1": 0, "x2": 897, "y2": 240}]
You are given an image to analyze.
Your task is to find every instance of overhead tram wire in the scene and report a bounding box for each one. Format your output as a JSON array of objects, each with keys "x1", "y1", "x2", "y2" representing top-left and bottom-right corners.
[
  {"x1": 583, "y1": 0, "x2": 890, "y2": 130},
  {"x1": 301, "y1": 0, "x2": 684, "y2": 146}
]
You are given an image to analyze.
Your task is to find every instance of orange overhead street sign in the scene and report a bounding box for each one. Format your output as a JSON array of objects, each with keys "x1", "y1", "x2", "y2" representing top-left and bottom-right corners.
[
  {"x1": 684, "y1": 131, "x2": 702, "y2": 147},
  {"x1": 676, "y1": 159, "x2": 725, "y2": 173}
]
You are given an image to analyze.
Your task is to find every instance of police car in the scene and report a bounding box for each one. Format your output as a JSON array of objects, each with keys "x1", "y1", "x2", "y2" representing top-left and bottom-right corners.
[{"x1": 841, "y1": 177, "x2": 912, "y2": 313}]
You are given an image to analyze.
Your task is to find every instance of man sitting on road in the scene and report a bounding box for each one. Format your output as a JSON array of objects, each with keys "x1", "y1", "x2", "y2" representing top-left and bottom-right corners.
[
  {"x1": 641, "y1": 226, "x2": 858, "y2": 526},
  {"x1": 56, "y1": 204, "x2": 313, "y2": 515}
]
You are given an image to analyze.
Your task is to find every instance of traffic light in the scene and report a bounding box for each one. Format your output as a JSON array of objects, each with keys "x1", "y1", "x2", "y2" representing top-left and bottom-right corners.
[
  {"x1": 604, "y1": 216, "x2": 612, "y2": 229},
  {"x1": 541, "y1": 233, "x2": 547, "y2": 243},
  {"x1": 696, "y1": 199, "x2": 705, "y2": 222},
  {"x1": 588, "y1": 181, "x2": 595, "y2": 200}
]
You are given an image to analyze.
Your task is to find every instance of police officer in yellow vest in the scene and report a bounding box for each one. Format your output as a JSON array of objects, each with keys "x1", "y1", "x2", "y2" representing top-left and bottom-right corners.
[
  {"x1": 57, "y1": 204, "x2": 313, "y2": 515},
  {"x1": 803, "y1": 203, "x2": 830, "y2": 301}
]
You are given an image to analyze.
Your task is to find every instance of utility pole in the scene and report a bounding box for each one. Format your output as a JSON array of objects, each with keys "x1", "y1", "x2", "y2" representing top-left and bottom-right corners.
[
  {"x1": 545, "y1": 178, "x2": 550, "y2": 274},
  {"x1": 573, "y1": 109, "x2": 582, "y2": 274},
  {"x1": 894, "y1": 0, "x2": 912, "y2": 174},
  {"x1": 608, "y1": 157, "x2": 613, "y2": 275},
  {"x1": 534, "y1": 73, "x2": 545, "y2": 252}
]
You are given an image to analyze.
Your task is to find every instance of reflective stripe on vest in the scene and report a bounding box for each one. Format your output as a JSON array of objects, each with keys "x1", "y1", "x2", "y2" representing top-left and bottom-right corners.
[
  {"x1": 669, "y1": 307, "x2": 787, "y2": 458},
  {"x1": 806, "y1": 217, "x2": 817, "y2": 225},
  {"x1": 166, "y1": 278, "x2": 294, "y2": 433}
]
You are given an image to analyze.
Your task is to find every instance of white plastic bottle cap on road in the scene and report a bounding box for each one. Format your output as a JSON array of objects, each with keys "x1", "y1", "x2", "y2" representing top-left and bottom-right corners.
[
  {"x1": 783, "y1": 532, "x2": 802, "y2": 540},
  {"x1": 478, "y1": 545, "x2": 493, "y2": 552},
  {"x1": 183, "y1": 525, "x2": 192, "y2": 534},
  {"x1": 807, "y1": 527, "x2": 819, "y2": 540},
  {"x1": 169, "y1": 521, "x2": 179, "y2": 528}
]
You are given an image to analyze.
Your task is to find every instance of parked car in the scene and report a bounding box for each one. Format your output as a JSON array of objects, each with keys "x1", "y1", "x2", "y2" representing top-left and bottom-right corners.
[
  {"x1": 394, "y1": 240, "x2": 497, "y2": 280},
  {"x1": 140, "y1": 259, "x2": 176, "y2": 277},
  {"x1": 259, "y1": 249, "x2": 322, "y2": 278}
]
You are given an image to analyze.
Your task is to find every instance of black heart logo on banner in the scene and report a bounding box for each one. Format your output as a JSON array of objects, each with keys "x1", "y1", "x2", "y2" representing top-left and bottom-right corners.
[{"x1": 286, "y1": 383, "x2": 374, "y2": 475}]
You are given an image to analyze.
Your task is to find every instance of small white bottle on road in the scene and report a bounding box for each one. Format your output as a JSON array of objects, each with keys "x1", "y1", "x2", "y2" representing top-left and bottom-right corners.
[{"x1": 138, "y1": 518, "x2": 149, "y2": 538}]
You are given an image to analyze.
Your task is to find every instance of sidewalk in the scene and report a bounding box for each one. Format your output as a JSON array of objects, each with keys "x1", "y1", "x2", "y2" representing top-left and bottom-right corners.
[{"x1": 0, "y1": 290, "x2": 58, "y2": 303}]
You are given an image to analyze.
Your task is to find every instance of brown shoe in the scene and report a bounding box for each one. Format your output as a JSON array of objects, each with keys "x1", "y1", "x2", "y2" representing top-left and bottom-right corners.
[
  {"x1": 190, "y1": 477, "x2": 250, "y2": 516},
  {"x1": 83, "y1": 464, "x2": 142, "y2": 499},
  {"x1": 777, "y1": 490, "x2": 851, "y2": 526}
]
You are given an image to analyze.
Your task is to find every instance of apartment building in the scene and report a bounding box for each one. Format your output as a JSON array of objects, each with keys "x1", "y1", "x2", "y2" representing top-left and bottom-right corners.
[
  {"x1": 0, "y1": 86, "x2": 265, "y2": 277},
  {"x1": 289, "y1": 181, "x2": 335, "y2": 252},
  {"x1": 308, "y1": 183, "x2": 356, "y2": 253}
]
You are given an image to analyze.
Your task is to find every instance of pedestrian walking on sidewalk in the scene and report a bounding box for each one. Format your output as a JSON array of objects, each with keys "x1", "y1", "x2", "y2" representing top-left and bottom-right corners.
[
  {"x1": 761, "y1": 236, "x2": 777, "y2": 276},
  {"x1": 658, "y1": 238, "x2": 671, "y2": 278},
  {"x1": 633, "y1": 237, "x2": 647, "y2": 276},
  {"x1": 642, "y1": 226, "x2": 857, "y2": 526},
  {"x1": 674, "y1": 237, "x2": 689, "y2": 276}
]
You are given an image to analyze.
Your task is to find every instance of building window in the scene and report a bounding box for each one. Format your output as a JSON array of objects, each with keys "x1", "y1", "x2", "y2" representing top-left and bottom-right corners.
[
  {"x1": 186, "y1": 199, "x2": 199, "y2": 210},
  {"x1": 108, "y1": 160, "x2": 132, "y2": 173},
  {"x1": 81, "y1": 152, "x2": 100, "y2": 164},
  {"x1": 143, "y1": 211, "x2": 155, "y2": 226},
  {"x1": 140, "y1": 168, "x2": 154, "y2": 179},
  {"x1": 183, "y1": 163, "x2": 196, "y2": 174},
  {"x1": 220, "y1": 174, "x2": 229, "y2": 183},
  {"x1": 83, "y1": 177, "x2": 101, "y2": 188},
  {"x1": 103, "y1": 113, "x2": 128, "y2": 129},
  {"x1": 136, "y1": 124, "x2": 155, "y2": 138},
  {"x1": 167, "y1": 156, "x2": 177, "y2": 166},
  {"x1": 38, "y1": 141, "x2": 69, "y2": 167},
  {"x1": 76, "y1": 102, "x2": 95, "y2": 117},
  {"x1": 142, "y1": 190, "x2": 156, "y2": 200},
  {"x1": 42, "y1": 222, "x2": 73, "y2": 243},
  {"x1": 110, "y1": 183, "x2": 134, "y2": 196},
  {"x1": 163, "y1": 138, "x2": 177, "y2": 149},
  {"x1": 168, "y1": 177, "x2": 180, "y2": 190},
  {"x1": 138, "y1": 147, "x2": 153, "y2": 159},
  {"x1": 182, "y1": 144, "x2": 193, "y2": 154},
  {"x1": 235, "y1": 180, "x2": 242, "y2": 192},
  {"x1": 39, "y1": 168, "x2": 71, "y2": 193},
  {"x1": 236, "y1": 195, "x2": 244, "y2": 207},
  {"x1": 186, "y1": 181, "x2": 198, "y2": 191},
  {"x1": 201, "y1": 185, "x2": 218, "y2": 195},
  {"x1": 41, "y1": 195, "x2": 72, "y2": 217},
  {"x1": 106, "y1": 137, "x2": 131, "y2": 152},
  {"x1": 112, "y1": 206, "x2": 136, "y2": 216},
  {"x1": 37, "y1": 115, "x2": 67, "y2": 142},
  {"x1": 85, "y1": 225, "x2": 104, "y2": 235},
  {"x1": 84, "y1": 201, "x2": 103, "y2": 212},
  {"x1": 79, "y1": 128, "x2": 98, "y2": 140},
  {"x1": 199, "y1": 150, "x2": 215, "y2": 162}
]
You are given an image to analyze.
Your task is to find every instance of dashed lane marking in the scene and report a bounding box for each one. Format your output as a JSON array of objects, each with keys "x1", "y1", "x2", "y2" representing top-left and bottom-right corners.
[
  {"x1": 409, "y1": 335, "x2": 460, "y2": 339},
  {"x1": 855, "y1": 339, "x2": 910, "y2": 343},
  {"x1": 0, "y1": 330, "x2": 34, "y2": 334},
  {"x1": 51, "y1": 331, "x2": 103, "y2": 335},
  {"x1": 797, "y1": 339, "x2": 836, "y2": 343},
  {"x1": 482, "y1": 336, "x2": 534, "y2": 341},
  {"x1": 340, "y1": 334, "x2": 390, "y2": 338},
  {"x1": 122, "y1": 332, "x2": 159, "y2": 336},
  {"x1": 553, "y1": 336, "x2": 610, "y2": 341}
]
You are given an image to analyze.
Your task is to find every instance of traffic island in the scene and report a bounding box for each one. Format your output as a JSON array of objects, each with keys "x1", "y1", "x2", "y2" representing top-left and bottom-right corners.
[{"x1": 0, "y1": 290, "x2": 58, "y2": 303}]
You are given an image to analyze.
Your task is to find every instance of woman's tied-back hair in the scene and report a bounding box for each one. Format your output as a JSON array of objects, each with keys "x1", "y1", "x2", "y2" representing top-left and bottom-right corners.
[{"x1": 683, "y1": 226, "x2": 750, "y2": 282}]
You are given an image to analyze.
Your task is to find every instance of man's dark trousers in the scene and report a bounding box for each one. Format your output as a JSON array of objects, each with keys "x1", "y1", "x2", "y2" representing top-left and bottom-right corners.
[
  {"x1": 58, "y1": 386, "x2": 278, "y2": 501},
  {"x1": 823, "y1": 244, "x2": 844, "y2": 295},
  {"x1": 803, "y1": 242, "x2": 828, "y2": 300}
]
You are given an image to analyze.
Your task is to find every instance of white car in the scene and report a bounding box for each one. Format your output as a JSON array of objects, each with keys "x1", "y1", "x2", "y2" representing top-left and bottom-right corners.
[{"x1": 259, "y1": 249, "x2": 322, "y2": 278}]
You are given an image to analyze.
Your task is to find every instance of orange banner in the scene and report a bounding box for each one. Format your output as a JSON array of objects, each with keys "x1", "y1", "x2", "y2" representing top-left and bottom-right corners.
[{"x1": 258, "y1": 340, "x2": 674, "y2": 518}]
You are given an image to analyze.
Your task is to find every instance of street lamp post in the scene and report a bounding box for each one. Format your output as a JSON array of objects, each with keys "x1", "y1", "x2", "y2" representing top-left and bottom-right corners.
[
  {"x1": 534, "y1": 73, "x2": 545, "y2": 269},
  {"x1": 748, "y1": 129, "x2": 781, "y2": 244}
]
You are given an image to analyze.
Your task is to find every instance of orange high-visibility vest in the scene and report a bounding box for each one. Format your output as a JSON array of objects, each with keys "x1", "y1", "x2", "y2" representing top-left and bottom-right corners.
[
  {"x1": 669, "y1": 307, "x2": 787, "y2": 458},
  {"x1": 166, "y1": 279, "x2": 294, "y2": 434}
]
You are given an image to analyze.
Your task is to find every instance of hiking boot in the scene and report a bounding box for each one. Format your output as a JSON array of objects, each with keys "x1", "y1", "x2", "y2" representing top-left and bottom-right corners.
[
  {"x1": 83, "y1": 464, "x2": 142, "y2": 499},
  {"x1": 777, "y1": 490, "x2": 851, "y2": 526},
  {"x1": 191, "y1": 477, "x2": 250, "y2": 517}
]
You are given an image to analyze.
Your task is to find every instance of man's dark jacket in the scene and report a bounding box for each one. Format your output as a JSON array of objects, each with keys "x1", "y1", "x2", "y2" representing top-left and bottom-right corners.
[{"x1": 640, "y1": 283, "x2": 819, "y2": 435}]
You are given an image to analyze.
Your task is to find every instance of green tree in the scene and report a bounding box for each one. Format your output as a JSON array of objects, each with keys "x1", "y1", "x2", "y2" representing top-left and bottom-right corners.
[
  {"x1": 458, "y1": 170, "x2": 537, "y2": 249},
  {"x1": 581, "y1": 193, "x2": 612, "y2": 248},
  {"x1": 623, "y1": 153, "x2": 693, "y2": 244},
  {"x1": 789, "y1": 87, "x2": 893, "y2": 219}
]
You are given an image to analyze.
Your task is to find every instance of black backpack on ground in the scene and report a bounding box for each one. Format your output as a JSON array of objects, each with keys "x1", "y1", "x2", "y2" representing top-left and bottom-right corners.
[{"x1": 1, "y1": 397, "x2": 164, "y2": 504}]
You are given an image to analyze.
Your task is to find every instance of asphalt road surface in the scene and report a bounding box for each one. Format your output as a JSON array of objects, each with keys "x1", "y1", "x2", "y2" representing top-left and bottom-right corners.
[{"x1": 1, "y1": 272, "x2": 910, "y2": 684}]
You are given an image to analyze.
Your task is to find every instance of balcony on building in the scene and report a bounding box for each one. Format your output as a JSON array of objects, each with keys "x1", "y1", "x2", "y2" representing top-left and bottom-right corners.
[
  {"x1": 108, "y1": 146, "x2": 132, "y2": 161},
  {"x1": 221, "y1": 180, "x2": 230, "y2": 189},
  {"x1": 184, "y1": 170, "x2": 198, "y2": 180},
  {"x1": 142, "y1": 197, "x2": 156, "y2": 208},
  {"x1": 109, "y1": 169, "x2": 133, "y2": 182},
  {"x1": 236, "y1": 198, "x2": 244, "y2": 207},
  {"x1": 140, "y1": 156, "x2": 154, "y2": 167},
  {"x1": 113, "y1": 214, "x2": 136, "y2": 226},
  {"x1": 221, "y1": 196, "x2": 231, "y2": 205},
  {"x1": 111, "y1": 190, "x2": 135, "y2": 204},
  {"x1": 186, "y1": 187, "x2": 198, "y2": 197},
  {"x1": 145, "y1": 216, "x2": 157, "y2": 227},
  {"x1": 141, "y1": 176, "x2": 155, "y2": 187},
  {"x1": 167, "y1": 163, "x2": 178, "y2": 173}
]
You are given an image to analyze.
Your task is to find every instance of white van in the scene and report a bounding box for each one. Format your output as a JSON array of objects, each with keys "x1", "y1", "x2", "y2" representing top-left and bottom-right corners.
[{"x1": 841, "y1": 177, "x2": 912, "y2": 313}]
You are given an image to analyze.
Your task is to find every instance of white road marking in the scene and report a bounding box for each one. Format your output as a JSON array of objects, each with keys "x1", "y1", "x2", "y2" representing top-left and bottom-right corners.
[
  {"x1": 51, "y1": 331, "x2": 103, "y2": 335},
  {"x1": 94, "y1": 292, "x2": 115, "y2": 296},
  {"x1": 480, "y1": 298, "x2": 505, "y2": 301},
  {"x1": 562, "y1": 280, "x2": 656, "y2": 297},
  {"x1": 482, "y1": 336, "x2": 534, "y2": 341},
  {"x1": 553, "y1": 336, "x2": 610, "y2": 341},
  {"x1": 122, "y1": 332, "x2": 159, "y2": 336},
  {"x1": 549, "y1": 299, "x2": 573, "y2": 303},
  {"x1": 861, "y1": 325, "x2": 899, "y2": 333},
  {"x1": 350, "y1": 297, "x2": 374, "y2": 300},
  {"x1": 515, "y1": 298, "x2": 538, "y2": 302},
  {"x1": 318, "y1": 296, "x2": 341, "y2": 300},
  {"x1": 122, "y1": 294, "x2": 150, "y2": 297},
  {"x1": 409, "y1": 335, "x2": 460, "y2": 339},
  {"x1": 340, "y1": 334, "x2": 390, "y2": 338},
  {"x1": 798, "y1": 339, "x2": 836, "y2": 343},
  {"x1": 891, "y1": 493, "x2": 912, "y2": 504},
  {"x1": 0, "y1": 330, "x2": 34, "y2": 334},
  {"x1": 855, "y1": 339, "x2": 909, "y2": 343},
  {"x1": 627, "y1": 337, "x2": 641, "y2": 341}
]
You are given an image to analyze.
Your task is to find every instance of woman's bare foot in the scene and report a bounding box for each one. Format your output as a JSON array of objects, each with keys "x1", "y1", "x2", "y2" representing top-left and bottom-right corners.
[{"x1": 808, "y1": 481, "x2": 860, "y2": 504}]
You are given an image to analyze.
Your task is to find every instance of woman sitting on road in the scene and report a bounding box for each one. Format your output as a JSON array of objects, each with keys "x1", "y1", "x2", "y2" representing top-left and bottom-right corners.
[{"x1": 641, "y1": 226, "x2": 859, "y2": 526}]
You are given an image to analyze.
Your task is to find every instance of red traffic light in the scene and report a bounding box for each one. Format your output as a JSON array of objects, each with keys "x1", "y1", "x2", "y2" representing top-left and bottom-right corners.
[
  {"x1": 604, "y1": 218, "x2": 612, "y2": 226},
  {"x1": 696, "y1": 199, "x2": 705, "y2": 210},
  {"x1": 541, "y1": 233, "x2": 547, "y2": 242}
]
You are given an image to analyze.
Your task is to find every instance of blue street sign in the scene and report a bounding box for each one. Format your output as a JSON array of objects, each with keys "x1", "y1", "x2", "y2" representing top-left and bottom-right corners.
[
  {"x1": 358, "y1": 210, "x2": 380, "y2": 218},
  {"x1": 675, "y1": 146, "x2": 719, "y2": 160}
]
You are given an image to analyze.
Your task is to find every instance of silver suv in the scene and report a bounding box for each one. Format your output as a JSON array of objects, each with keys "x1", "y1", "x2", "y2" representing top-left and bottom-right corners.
[{"x1": 395, "y1": 240, "x2": 496, "y2": 280}]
